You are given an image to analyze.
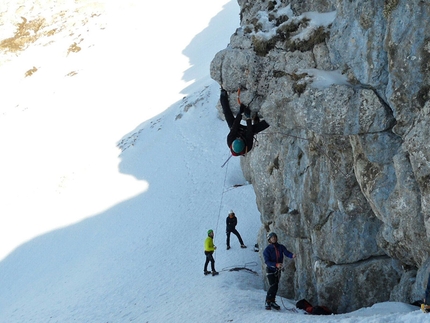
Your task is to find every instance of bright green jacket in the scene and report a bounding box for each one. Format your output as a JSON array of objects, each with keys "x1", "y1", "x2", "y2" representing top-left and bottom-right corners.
[{"x1": 204, "y1": 236, "x2": 216, "y2": 252}]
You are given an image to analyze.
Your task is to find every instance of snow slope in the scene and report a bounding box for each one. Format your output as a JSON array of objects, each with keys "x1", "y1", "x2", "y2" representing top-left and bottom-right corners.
[{"x1": 0, "y1": 0, "x2": 428, "y2": 322}]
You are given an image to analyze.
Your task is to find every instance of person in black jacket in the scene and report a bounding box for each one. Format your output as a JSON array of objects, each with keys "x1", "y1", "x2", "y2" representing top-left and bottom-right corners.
[
  {"x1": 226, "y1": 210, "x2": 246, "y2": 250},
  {"x1": 220, "y1": 88, "x2": 269, "y2": 156}
]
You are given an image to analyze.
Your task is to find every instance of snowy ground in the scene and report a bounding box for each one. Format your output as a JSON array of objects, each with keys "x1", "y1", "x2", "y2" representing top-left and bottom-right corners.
[{"x1": 0, "y1": 1, "x2": 428, "y2": 322}]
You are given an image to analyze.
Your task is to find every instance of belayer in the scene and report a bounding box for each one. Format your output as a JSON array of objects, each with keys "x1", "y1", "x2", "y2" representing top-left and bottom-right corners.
[
  {"x1": 263, "y1": 232, "x2": 296, "y2": 310},
  {"x1": 220, "y1": 88, "x2": 269, "y2": 156},
  {"x1": 422, "y1": 272, "x2": 430, "y2": 313}
]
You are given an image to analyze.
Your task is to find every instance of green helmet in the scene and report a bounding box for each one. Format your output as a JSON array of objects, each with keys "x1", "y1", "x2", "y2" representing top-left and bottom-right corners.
[{"x1": 207, "y1": 229, "x2": 214, "y2": 235}]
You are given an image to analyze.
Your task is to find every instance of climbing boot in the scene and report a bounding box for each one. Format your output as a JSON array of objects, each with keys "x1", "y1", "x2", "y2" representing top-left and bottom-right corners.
[{"x1": 270, "y1": 301, "x2": 281, "y2": 310}]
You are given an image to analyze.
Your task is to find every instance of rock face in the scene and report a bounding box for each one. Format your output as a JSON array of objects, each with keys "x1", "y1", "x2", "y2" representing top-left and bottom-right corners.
[{"x1": 210, "y1": 0, "x2": 430, "y2": 313}]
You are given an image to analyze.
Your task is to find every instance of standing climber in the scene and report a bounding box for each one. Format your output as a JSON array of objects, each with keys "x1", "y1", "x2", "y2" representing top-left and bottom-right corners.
[
  {"x1": 422, "y1": 272, "x2": 430, "y2": 313},
  {"x1": 263, "y1": 232, "x2": 296, "y2": 310},
  {"x1": 204, "y1": 229, "x2": 219, "y2": 276},
  {"x1": 226, "y1": 210, "x2": 246, "y2": 250},
  {"x1": 220, "y1": 88, "x2": 269, "y2": 156}
]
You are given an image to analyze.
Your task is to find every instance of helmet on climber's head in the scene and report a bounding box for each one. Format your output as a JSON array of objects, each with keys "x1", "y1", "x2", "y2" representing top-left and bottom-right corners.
[
  {"x1": 231, "y1": 138, "x2": 245, "y2": 154},
  {"x1": 267, "y1": 232, "x2": 277, "y2": 242}
]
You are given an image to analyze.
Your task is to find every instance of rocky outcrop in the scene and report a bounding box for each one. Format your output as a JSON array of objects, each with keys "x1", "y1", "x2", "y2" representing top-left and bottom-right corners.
[{"x1": 210, "y1": 0, "x2": 430, "y2": 313}]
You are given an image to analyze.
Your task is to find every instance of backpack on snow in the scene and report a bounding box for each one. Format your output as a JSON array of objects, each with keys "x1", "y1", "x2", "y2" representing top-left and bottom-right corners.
[{"x1": 296, "y1": 299, "x2": 333, "y2": 315}]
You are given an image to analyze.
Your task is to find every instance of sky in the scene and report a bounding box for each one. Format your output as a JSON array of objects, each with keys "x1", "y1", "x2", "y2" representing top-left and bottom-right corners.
[{"x1": 0, "y1": 0, "x2": 428, "y2": 322}]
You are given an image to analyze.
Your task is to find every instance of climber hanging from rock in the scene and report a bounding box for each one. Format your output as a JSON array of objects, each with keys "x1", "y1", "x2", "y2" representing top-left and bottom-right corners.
[{"x1": 220, "y1": 88, "x2": 270, "y2": 156}]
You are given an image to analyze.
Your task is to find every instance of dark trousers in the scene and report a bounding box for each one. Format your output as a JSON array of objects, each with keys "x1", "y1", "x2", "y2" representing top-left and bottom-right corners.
[
  {"x1": 204, "y1": 251, "x2": 215, "y2": 271},
  {"x1": 220, "y1": 90, "x2": 270, "y2": 134},
  {"x1": 425, "y1": 272, "x2": 430, "y2": 304},
  {"x1": 226, "y1": 229, "x2": 244, "y2": 247},
  {"x1": 266, "y1": 268, "x2": 280, "y2": 302}
]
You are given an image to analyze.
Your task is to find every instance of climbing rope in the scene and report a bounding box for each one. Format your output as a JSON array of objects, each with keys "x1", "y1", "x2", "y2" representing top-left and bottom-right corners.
[
  {"x1": 213, "y1": 158, "x2": 230, "y2": 260},
  {"x1": 279, "y1": 296, "x2": 299, "y2": 313}
]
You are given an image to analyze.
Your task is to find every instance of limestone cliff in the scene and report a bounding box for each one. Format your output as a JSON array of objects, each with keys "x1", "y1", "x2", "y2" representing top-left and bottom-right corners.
[{"x1": 210, "y1": 0, "x2": 430, "y2": 313}]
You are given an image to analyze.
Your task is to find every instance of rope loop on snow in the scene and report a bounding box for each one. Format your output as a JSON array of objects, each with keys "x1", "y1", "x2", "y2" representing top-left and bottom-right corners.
[{"x1": 221, "y1": 262, "x2": 259, "y2": 275}]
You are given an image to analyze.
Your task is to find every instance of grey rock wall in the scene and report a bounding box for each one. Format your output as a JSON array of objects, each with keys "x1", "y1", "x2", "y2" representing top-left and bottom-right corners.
[{"x1": 210, "y1": 0, "x2": 430, "y2": 313}]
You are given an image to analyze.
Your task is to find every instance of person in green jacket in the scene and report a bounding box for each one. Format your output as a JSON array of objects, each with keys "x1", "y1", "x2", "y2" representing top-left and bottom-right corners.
[{"x1": 204, "y1": 229, "x2": 219, "y2": 276}]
